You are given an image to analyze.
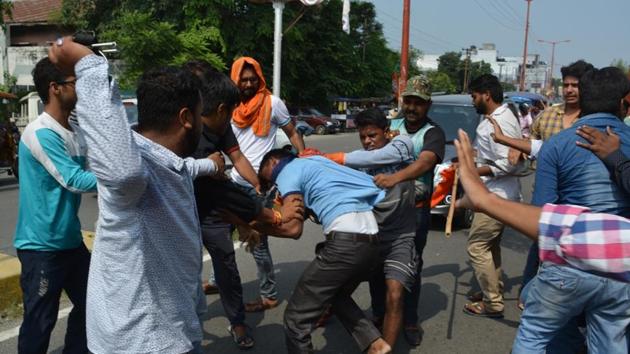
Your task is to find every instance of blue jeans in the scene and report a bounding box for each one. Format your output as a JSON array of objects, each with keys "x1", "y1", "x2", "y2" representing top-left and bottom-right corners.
[
  {"x1": 237, "y1": 184, "x2": 278, "y2": 300},
  {"x1": 513, "y1": 263, "x2": 630, "y2": 354}
]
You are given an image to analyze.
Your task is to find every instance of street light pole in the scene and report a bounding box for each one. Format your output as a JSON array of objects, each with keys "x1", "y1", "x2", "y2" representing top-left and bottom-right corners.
[
  {"x1": 537, "y1": 39, "x2": 570, "y2": 92},
  {"x1": 271, "y1": 0, "x2": 286, "y2": 97},
  {"x1": 398, "y1": 0, "x2": 410, "y2": 105},
  {"x1": 519, "y1": 0, "x2": 532, "y2": 91}
]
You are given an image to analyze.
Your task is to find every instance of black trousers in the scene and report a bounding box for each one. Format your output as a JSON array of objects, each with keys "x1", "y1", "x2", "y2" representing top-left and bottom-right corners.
[
  {"x1": 17, "y1": 244, "x2": 91, "y2": 354},
  {"x1": 200, "y1": 218, "x2": 246, "y2": 326},
  {"x1": 284, "y1": 236, "x2": 381, "y2": 353}
]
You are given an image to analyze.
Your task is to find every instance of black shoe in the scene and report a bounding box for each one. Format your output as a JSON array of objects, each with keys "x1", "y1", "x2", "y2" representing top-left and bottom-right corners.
[{"x1": 403, "y1": 325, "x2": 423, "y2": 347}]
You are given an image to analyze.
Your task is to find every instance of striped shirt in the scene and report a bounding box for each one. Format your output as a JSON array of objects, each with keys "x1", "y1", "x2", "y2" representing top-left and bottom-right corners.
[{"x1": 539, "y1": 203, "x2": 630, "y2": 283}]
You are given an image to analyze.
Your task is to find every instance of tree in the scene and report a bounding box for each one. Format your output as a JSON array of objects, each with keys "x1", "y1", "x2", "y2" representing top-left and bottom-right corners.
[
  {"x1": 610, "y1": 58, "x2": 629, "y2": 75},
  {"x1": 437, "y1": 51, "x2": 461, "y2": 88},
  {"x1": 426, "y1": 71, "x2": 455, "y2": 94}
]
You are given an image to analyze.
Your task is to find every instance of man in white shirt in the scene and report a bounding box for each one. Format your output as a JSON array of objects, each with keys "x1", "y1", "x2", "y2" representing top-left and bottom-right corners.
[
  {"x1": 463, "y1": 74, "x2": 522, "y2": 318},
  {"x1": 229, "y1": 57, "x2": 305, "y2": 311}
]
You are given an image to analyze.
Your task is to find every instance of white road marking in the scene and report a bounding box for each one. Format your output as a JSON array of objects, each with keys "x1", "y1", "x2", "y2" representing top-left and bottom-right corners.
[{"x1": 0, "y1": 241, "x2": 243, "y2": 343}]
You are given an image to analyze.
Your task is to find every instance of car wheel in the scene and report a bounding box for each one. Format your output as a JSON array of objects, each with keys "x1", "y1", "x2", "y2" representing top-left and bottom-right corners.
[
  {"x1": 454, "y1": 208, "x2": 474, "y2": 229},
  {"x1": 315, "y1": 125, "x2": 326, "y2": 135}
]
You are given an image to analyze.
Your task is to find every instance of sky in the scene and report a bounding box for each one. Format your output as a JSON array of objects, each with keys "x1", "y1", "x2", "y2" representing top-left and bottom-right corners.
[{"x1": 370, "y1": 0, "x2": 630, "y2": 76}]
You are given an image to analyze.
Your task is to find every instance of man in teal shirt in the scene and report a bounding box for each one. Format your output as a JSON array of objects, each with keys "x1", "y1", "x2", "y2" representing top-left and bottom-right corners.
[{"x1": 14, "y1": 57, "x2": 96, "y2": 353}]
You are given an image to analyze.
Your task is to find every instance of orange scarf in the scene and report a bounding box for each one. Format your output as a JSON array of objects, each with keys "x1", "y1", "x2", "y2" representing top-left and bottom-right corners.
[{"x1": 230, "y1": 57, "x2": 273, "y2": 137}]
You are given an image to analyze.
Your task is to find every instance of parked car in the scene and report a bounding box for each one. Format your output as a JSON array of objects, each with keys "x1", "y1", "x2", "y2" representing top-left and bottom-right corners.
[
  {"x1": 275, "y1": 118, "x2": 314, "y2": 151},
  {"x1": 426, "y1": 94, "x2": 483, "y2": 228},
  {"x1": 288, "y1": 107, "x2": 340, "y2": 135}
]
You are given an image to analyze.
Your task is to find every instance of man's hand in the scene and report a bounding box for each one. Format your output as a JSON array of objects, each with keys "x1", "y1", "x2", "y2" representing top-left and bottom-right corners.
[
  {"x1": 454, "y1": 129, "x2": 492, "y2": 212},
  {"x1": 208, "y1": 152, "x2": 225, "y2": 176},
  {"x1": 280, "y1": 194, "x2": 305, "y2": 223},
  {"x1": 373, "y1": 173, "x2": 399, "y2": 189},
  {"x1": 576, "y1": 125, "x2": 620, "y2": 160},
  {"x1": 486, "y1": 116, "x2": 505, "y2": 144},
  {"x1": 385, "y1": 129, "x2": 400, "y2": 140},
  {"x1": 48, "y1": 36, "x2": 93, "y2": 76},
  {"x1": 508, "y1": 148, "x2": 524, "y2": 166}
]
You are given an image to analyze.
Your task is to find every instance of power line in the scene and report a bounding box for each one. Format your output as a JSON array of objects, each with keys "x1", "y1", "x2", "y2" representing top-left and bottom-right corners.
[
  {"x1": 377, "y1": 14, "x2": 454, "y2": 51},
  {"x1": 472, "y1": 0, "x2": 521, "y2": 32},
  {"x1": 488, "y1": 0, "x2": 522, "y2": 25},
  {"x1": 503, "y1": 0, "x2": 524, "y2": 20},
  {"x1": 377, "y1": 9, "x2": 463, "y2": 49}
]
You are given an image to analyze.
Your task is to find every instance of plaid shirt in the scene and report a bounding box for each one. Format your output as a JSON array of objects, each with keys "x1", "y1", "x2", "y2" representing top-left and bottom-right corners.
[
  {"x1": 530, "y1": 104, "x2": 570, "y2": 141},
  {"x1": 539, "y1": 204, "x2": 630, "y2": 283}
]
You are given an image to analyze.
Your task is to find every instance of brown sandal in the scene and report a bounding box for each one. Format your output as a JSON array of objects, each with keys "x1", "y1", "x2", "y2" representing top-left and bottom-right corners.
[
  {"x1": 244, "y1": 297, "x2": 278, "y2": 312},
  {"x1": 463, "y1": 302, "x2": 504, "y2": 318}
]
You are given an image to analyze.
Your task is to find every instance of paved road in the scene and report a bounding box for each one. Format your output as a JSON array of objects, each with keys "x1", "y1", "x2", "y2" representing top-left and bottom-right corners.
[{"x1": 0, "y1": 132, "x2": 533, "y2": 353}]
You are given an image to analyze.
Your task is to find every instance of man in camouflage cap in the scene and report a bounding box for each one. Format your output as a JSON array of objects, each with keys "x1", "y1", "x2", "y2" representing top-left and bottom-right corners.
[{"x1": 369, "y1": 75, "x2": 446, "y2": 347}]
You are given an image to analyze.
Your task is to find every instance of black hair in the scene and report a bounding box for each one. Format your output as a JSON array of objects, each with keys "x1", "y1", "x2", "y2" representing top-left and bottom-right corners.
[
  {"x1": 136, "y1": 66, "x2": 202, "y2": 132},
  {"x1": 355, "y1": 108, "x2": 388, "y2": 130},
  {"x1": 579, "y1": 66, "x2": 630, "y2": 117},
  {"x1": 561, "y1": 60, "x2": 594, "y2": 81},
  {"x1": 469, "y1": 74, "x2": 503, "y2": 103},
  {"x1": 32, "y1": 57, "x2": 66, "y2": 104},
  {"x1": 183, "y1": 60, "x2": 240, "y2": 116},
  {"x1": 258, "y1": 148, "x2": 296, "y2": 191}
]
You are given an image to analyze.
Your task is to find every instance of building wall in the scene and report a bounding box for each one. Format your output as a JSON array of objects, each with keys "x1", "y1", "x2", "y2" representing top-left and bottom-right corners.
[{"x1": 8, "y1": 46, "x2": 48, "y2": 87}]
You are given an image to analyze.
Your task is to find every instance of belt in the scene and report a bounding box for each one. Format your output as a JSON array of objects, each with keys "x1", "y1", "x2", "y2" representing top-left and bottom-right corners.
[{"x1": 325, "y1": 231, "x2": 379, "y2": 244}]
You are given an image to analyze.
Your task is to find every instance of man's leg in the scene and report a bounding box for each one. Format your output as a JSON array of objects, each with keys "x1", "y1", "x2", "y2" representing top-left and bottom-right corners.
[
  {"x1": 284, "y1": 238, "x2": 381, "y2": 353},
  {"x1": 368, "y1": 265, "x2": 386, "y2": 324},
  {"x1": 61, "y1": 245, "x2": 91, "y2": 354},
  {"x1": 466, "y1": 212, "x2": 505, "y2": 313},
  {"x1": 17, "y1": 250, "x2": 66, "y2": 354},
  {"x1": 512, "y1": 264, "x2": 593, "y2": 354},
  {"x1": 403, "y1": 207, "x2": 430, "y2": 342},
  {"x1": 382, "y1": 279, "x2": 404, "y2": 346}
]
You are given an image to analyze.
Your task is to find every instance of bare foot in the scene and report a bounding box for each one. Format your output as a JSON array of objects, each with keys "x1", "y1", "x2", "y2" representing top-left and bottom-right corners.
[{"x1": 367, "y1": 338, "x2": 391, "y2": 354}]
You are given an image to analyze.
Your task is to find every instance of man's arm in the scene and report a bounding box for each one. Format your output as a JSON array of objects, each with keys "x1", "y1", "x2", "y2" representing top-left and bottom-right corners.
[
  {"x1": 32, "y1": 129, "x2": 96, "y2": 192},
  {"x1": 576, "y1": 125, "x2": 630, "y2": 195},
  {"x1": 250, "y1": 194, "x2": 305, "y2": 238},
  {"x1": 281, "y1": 121, "x2": 305, "y2": 154},
  {"x1": 50, "y1": 39, "x2": 147, "y2": 200},
  {"x1": 343, "y1": 136, "x2": 414, "y2": 169},
  {"x1": 228, "y1": 149, "x2": 261, "y2": 192},
  {"x1": 487, "y1": 116, "x2": 532, "y2": 155},
  {"x1": 184, "y1": 157, "x2": 218, "y2": 179},
  {"x1": 485, "y1": 113, "x2": 523, "y2": 177},
  {"x1": 454, "y1": 129, "x2": 541, "y2": 239}
]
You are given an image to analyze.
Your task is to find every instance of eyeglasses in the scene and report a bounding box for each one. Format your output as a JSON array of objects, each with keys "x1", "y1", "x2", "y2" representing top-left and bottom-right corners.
[{"x1": 56, "y1": 79, "x2": 76, "y2": 86}]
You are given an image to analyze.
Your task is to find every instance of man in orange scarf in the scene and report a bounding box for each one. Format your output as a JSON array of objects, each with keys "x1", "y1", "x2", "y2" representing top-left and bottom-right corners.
[{"x1": 230, "y1": 57, "x2": 305, "y2": 311}]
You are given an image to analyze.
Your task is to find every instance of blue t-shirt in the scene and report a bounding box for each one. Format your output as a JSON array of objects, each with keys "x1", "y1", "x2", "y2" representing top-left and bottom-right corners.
[{"x1": 275, "y1": 156, "x2": 386, "y2": 230}]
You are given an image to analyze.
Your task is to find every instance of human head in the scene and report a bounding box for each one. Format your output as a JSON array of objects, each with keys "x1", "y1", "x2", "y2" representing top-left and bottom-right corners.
[
  {"x1": 230, "y1": 57, "x2": 266, "y2": 102},
  {"x1": 578, "y1": 66, "x2": 630, "y2": 118},
  {"x1": 560, "y1": 60, "x2": 594, "y2": 106},
  {"x1": 354, "y1": 108, "x2": 389, "y2": 151},
  {"x1": 258, "y1": 148, "x2": 296, "y2": 191},
  {"x1": 469, "y1": 74, "x2": 503, "y2": 115},
  {"x1": 519, "y1": 103, "x2": 530, "y2": 117},
  {"x1": 32, "y1": 57, "x2": 77, "y2": 111},
  {"x1": 402, "y1": 75, "x2": 432, "y2": 126},
  {"x1": 136, "y1": 66, "x2": 203, "y2": 156},
  {"x1": 183, "y1": 60, "x2": 241, "y2": 134}
]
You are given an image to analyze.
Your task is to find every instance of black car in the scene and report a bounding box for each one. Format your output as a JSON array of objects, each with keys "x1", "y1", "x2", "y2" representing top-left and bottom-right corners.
[{"x1": 427, "y1": 94, "x2": 482, "y2": 228}]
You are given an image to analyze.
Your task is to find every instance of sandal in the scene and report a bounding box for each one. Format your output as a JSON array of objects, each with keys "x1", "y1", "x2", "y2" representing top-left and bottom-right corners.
[
  {"x1": 463, "y1": 302, "x2": 504, "y2": 318},
  {"x1": 228, "y1": 325, "x2": 254, "y2": 350},
  {"x1": 244, "y1": 297, "x2": 278, "y2": 312},
  {"x1": 466, "y1": 291, "x2": 483, "y2": 302},
  {"x1": 403, "y1": 325, "x2": 423, "y2": 347}
]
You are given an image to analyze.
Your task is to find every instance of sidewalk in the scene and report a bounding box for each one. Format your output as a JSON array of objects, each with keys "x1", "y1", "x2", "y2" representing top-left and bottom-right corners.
[{"x1": 0, "y1": 231, "x2": 95, "y2": 314}]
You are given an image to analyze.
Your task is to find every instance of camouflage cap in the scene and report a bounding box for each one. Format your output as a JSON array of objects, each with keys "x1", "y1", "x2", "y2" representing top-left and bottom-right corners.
[{"x1": 402, "y1": 75, "x2": 431, "y2": 100}]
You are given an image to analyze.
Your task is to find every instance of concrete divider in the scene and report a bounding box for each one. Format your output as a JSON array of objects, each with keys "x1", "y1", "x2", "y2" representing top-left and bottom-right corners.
[{"x1": 0, "y1": 231, "x2": 95, "y2": 314}]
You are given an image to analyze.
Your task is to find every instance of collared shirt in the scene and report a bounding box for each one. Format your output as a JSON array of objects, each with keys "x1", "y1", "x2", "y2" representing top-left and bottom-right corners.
[
  {"x1": 533, "y1": 113, "x2": 630, "y2": 217},
  {"x1": 530, "y1": 104, "x2": 570, "y2": 141},
  {"x1": 474, "y1": 104, "x2": 522, "y2": 201},
  {"x1": 14, "y1": 112, "x2": 96, "y2": 250},
  {"x1": 538, "y1": 203, "x2": 630, "y2": 283},
  {"x1": 75, "y1": 55, "x2": 206, "y2": 354}
]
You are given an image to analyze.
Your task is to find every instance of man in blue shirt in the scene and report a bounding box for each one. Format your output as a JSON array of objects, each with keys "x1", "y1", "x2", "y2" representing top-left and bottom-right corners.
[
  {"x1": 257, "y1": 149, "x2": 395, "y2": 354},
  {"x1": 14, "y1": 57, "x2": 97, "y2": 353}
]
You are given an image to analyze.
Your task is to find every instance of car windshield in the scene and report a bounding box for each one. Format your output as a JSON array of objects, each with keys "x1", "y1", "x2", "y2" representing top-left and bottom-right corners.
[{"x1": 428, "y1": 104, "x2": 479, "y2": 142}]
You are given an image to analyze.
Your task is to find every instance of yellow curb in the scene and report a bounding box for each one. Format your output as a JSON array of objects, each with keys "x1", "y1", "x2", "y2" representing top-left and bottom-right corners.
[{"x1": 0, "y1": 230, "x2": 95, "y2": 314}]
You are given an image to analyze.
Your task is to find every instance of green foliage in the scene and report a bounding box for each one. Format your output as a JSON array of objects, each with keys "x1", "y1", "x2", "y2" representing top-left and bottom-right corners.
[
  {"x1": 610, "y1": 58, "x2": 629, "y2": 75},
  {"x1": 501, "y1": 81, "x2": 517, "y2": 92},
  {"x1": 436, "y1": 51, "x2": 492, "y2": 92},
  {"x1": 426, "y1": 71, "x2": 456, "y2": 93}
]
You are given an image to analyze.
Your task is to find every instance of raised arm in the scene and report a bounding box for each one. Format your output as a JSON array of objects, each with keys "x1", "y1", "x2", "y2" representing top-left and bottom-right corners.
[
  {"x1": 50, "y1": 38, "x2": 147, "y2": 201},
  {"x1": 344, "y1": 136, "x2": 415, "y2": 169}
]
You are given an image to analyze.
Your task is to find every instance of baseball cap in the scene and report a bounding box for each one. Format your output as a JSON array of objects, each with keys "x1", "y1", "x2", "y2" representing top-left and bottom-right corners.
[{"x1": 401, "y1": 75, "x2": 431, "y2": 101}]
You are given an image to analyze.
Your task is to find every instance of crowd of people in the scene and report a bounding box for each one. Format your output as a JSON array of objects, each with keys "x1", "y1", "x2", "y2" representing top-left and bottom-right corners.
[{"x1": 11, "y1": 35, "x2": 630, "y2": 354}]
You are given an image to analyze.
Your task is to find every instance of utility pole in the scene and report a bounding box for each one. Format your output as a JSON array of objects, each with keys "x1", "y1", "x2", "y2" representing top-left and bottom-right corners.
[
  {"x1": 398, "y1": 0, "x2": 410, "y2": 106},
  {"x1": 461, "y1": 46, "x2": 475, "y2": 93},
  {"x1": 537, "y1": 39, "x2": 570, "y2": 92},
  {"x1": 519, "y1": 0, "x2": 532, "y2": 91}
]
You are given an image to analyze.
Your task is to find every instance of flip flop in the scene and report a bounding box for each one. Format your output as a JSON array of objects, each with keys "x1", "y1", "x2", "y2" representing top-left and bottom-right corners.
[
  {"x1": 228, "y1": 325, "x2": 254, "y2": 350},
  {"x1": 466, "y1": 291, "x2": 483, "y2": 302},
  {"x1": 244, "y1": 297, "x2": 278, "y2": 312},
  {"x1": 463, "y1": 302, "x2": 504, "y2": 318}
]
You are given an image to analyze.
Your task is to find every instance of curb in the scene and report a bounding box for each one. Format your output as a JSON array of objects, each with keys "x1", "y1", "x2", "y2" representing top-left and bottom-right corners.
[{"x1": 0, "y1": 231, "x2": 95, "y2": 314}]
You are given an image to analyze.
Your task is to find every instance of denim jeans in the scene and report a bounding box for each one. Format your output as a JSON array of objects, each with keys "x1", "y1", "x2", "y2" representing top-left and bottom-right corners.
[
  {"x1": 513, "y1": 263, "x2": 630, "y2": 354},
  {"x1": 236, "y1": 184, "x2": 278, "y2": 300},
  {"x1": 17, "y1": 244, "x2": 91, "y2": 354}
]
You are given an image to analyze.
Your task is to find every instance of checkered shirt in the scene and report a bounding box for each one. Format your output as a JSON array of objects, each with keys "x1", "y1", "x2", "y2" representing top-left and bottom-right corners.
[
  {"x1": 530, "y1": 104, "x2": 567, "y2": 141},
  {"x1": 539, "y1": 203, "x2": 630, "y2": 283}
]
